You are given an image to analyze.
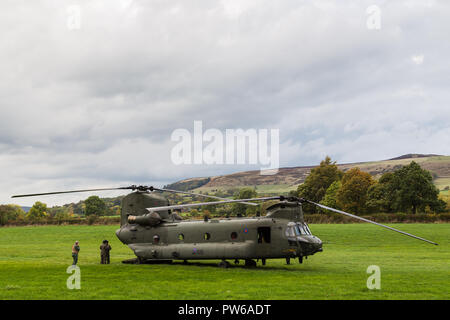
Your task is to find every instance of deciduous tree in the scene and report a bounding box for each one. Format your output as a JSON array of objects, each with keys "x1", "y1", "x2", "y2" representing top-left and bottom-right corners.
[
  {"x1": 84, "y1": 196, "x2": 106, "y2": 216},
  {"x1": 297, "y1": 156, "x2": 343, "y2": 213},
  {"x1": 366, "y1": 172, "x2": 396, "y2": 213},
  {"x1": 336, "y1": 168, "x2": 374, "y2": 214},
  {"x1": 27, "y1": 201, "x2": 48, "y2": 221},
  {"x1": 320, "y1": 180, "x2": 342, "y2": 211},
  {"x1": 0, "y1": 204, "x2": 25, "y2": 225},
  {"x1": 390, "y1": 161, "x2": 441, "y2": 213}
]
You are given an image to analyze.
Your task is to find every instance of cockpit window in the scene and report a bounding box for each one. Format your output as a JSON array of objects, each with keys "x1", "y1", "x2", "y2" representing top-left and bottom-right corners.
[
  {"x1": 286, "y1": 222, "x2": 312, "y2": 237},
  {"x1": 304, "y1": 224, "x2": 312, "y2": 235},
  {"x1": 287, "y1": 223, "x2": 312, "y2": 236},
  {"x1": 297, "y1": 223, "x2": 311, "y2": 235}
]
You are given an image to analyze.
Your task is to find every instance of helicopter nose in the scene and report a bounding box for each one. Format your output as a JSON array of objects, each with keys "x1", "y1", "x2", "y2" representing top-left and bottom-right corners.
[
  {"x1": 298, "y1": 235, "x2": 323, "y2": 255},
  {"x1": 311, "y1": 236, "x2": 323, "y2": 253},
  {"x1": 315, "y1": 238, "x2": 323, "y2": 252}
]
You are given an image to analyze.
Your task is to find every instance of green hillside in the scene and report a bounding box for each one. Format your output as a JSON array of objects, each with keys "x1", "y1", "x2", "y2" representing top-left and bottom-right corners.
[{"x1": 163, "y1": 154, "x2": 450, "y2": 196}]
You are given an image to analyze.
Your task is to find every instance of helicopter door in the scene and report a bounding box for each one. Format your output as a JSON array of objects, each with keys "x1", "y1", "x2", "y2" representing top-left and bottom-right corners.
[
  {"x1": 257, "y1": 227, "x2": 271, "y2": 244},
  {"x1": 256, "y1": 227, "x2": 271, "y2": 257}
]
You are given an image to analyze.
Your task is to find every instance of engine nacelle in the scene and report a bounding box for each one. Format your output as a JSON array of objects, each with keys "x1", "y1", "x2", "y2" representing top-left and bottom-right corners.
[
  {"x1": 128, "y1": 211, "x2": 162, "y2": 226},
  {"x1": 120, "y1": 192, "x2": 170, "y2": 226}
]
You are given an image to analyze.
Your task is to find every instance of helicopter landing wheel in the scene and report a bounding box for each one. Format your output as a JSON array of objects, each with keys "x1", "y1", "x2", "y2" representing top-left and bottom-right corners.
[
  {"x1": 262, "y1": 258, "x2": 266, "y2": 266},
  {"x1": 244, "y1": 259, "x2": 257, "y2": 268},
  {"x1": 218, "y1": 260, "x2": 231, "y2": 268},
  {"x1": 234, "y1": 259, "x2": 239, "y2": 265},
  {"x1": 183, "y1": 260, "x2": 188, "y2": 265},
  {"x1": 286, "y1": 257, "x2": 291, "y2": 265},
  {"x1": 298, "y1": 256, "x2": 303, "y2": 264}
]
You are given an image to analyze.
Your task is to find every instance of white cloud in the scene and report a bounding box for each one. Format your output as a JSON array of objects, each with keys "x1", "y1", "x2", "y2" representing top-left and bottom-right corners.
[{"x1": 411, "y1": 54, "x2": 424, "y2": 65}]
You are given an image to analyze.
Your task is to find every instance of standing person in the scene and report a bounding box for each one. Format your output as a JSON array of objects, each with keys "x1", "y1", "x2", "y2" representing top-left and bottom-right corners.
[
  {"x1": 72, "y1": 241, "x2": 80, "y2": 265},
  {"x1": 100, "y1": 240, "x2": 112, "y2": 264}
]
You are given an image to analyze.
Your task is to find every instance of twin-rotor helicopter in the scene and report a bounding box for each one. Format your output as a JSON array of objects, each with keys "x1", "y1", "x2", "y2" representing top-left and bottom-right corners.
[{"x1": 12, "y1": 185, "x2": 438, "y2": 268}]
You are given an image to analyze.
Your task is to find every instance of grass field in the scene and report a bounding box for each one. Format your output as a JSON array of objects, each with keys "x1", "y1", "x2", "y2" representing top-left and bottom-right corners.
[
  {"x1": 0, "y1": 224, "x2": 448, "y2": 300},
  {"x1": 435, "y1": 177, "x2": 450, "y2": 191}
]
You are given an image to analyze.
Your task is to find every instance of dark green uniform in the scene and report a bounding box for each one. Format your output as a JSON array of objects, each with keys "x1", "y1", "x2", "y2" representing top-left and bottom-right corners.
[
  {"x1": 72, "y1": 243, "x2": 80, "y2": 265},
  {"x1": 100, "y1": 243, "x2": 111, "y2": 264}
]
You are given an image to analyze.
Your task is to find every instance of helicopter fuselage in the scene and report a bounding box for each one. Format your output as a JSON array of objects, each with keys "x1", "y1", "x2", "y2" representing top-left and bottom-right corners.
[
  {"x1": 117, "y1": 217, "x2": 322, "y2": 262},
  {"x1": 115, "y1": 193, "x2": 323, "y2": 263}
]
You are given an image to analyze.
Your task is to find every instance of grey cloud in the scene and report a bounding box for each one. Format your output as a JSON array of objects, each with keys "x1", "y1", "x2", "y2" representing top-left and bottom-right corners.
[{"x1": 1, "y1": 0, "x2": 449, "y2": 205}]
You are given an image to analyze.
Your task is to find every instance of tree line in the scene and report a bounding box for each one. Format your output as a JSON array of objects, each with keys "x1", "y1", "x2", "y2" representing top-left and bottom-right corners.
[
  {"x1": 0, "y1": 195, "x2": 122, "y2": 225},
  {"x1": 296, "y1": 157, "x2": 448, "y2": 214}
]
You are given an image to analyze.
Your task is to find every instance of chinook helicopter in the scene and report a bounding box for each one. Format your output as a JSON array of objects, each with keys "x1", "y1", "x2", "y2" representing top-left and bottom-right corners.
[{"x1": 12, "y1": 185, "x2": 437, "y2": 268}]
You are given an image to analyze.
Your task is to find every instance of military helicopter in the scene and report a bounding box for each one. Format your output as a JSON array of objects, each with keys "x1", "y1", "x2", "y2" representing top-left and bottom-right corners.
[{"x1": 12, "y1": 185, "x2": 438, "y2": 268}]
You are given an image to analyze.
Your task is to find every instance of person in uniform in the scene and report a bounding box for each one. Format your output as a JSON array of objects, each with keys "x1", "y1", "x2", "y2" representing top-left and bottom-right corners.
[
  {"x1": 72, "y1": 241, "x2": 80, "y2": 265},
  {"x1": 100, "y1": 240, "x2": 112, "y2": 264}
]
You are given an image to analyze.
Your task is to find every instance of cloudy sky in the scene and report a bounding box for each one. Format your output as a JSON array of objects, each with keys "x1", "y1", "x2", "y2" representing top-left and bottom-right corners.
[{"x1": 1, "y1": 0, "x2": 449, "y2": 206}]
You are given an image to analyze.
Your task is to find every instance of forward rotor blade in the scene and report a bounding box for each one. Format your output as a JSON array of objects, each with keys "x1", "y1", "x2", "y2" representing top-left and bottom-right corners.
[
  {"x1": 307, "y1": 200, "x2": 438, "y2": 246},
  {"x1": 147, "y1": 196, "x2": 281, "y2": 212},
  {"x1": 11, "y1": 187, "x2": 130, "y2": 198},
  {"x1": 153, "y1": 187, "x2": 259, "y2": 206}
]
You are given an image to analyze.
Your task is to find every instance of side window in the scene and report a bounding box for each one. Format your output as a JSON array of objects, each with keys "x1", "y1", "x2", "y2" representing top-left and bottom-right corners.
[
  {"x1": 284, "y1": 228, "x2": 290, "y2": 237},
  {"x1": 230, "y1": 232, "x2": 238, "y2": 240},
  {"x1": 289, "y1": 227, "x2": 295, "y2": 237},
  {"x1": 285, "y1": 227, "x2": 294, "y2": 237},
  {"x1": 204, "y1": 233, "x2": 211, "y2": 240},
  {"x1": 153, "y1": 235, "x2": 160, "y2": 244},
  {"x1": 178, "y1": 234, "x2": 184, "y2": 241}
]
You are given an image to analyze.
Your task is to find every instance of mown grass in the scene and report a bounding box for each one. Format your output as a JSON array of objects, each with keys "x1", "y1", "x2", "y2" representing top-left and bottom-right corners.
[{"x1": 0, "y1": 224, "x2": 448, "y2": 300}]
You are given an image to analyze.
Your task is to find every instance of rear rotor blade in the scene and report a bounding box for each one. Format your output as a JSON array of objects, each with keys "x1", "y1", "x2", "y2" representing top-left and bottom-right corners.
[
  {"x1": 11, "y1": 187, "x2": 131, "y2": 198},
  {"x1": 307, "y1": 200, "x2": 438, "y2": 246}
]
